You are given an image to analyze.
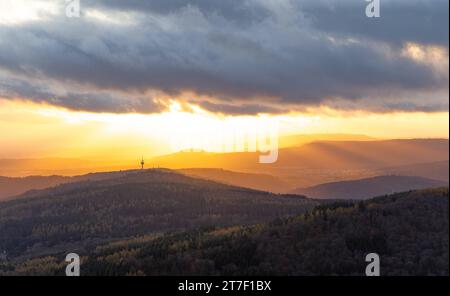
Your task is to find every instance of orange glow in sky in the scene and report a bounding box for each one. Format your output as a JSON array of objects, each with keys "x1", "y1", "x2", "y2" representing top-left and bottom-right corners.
[{"x1": 1, "y1": 99, "x2": 448, "y2": 160}]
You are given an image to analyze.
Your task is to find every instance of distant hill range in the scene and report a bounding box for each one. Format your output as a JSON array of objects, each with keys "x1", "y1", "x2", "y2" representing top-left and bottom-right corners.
[
  {"x1": 0, "y1": 138, "x2": 448, "y2": 198},
  {"x1": 279, "y1": 133, "x2": 376, "y2": 148},
  {"x1": 151, "y1": 139, "x2": 448, "y2": 170},
  {"x1": 0, "y1": 134, "x2": 376, "y2": 176},
  {"x1": 1, "y1": 139, "x2": 447, "y2": 177},
  {"x1": 1, "y1": 160, "x2": 448, "y2": 200},
  {"x1": 151, "y1": 138, "x2": 449, "y2": 187},
  {"x1": 378, "y1": 160, "x2": 449, "y2": 182},
  {"x1": 0, "y1": 168, "x2": 293, "y2": 200},
  {"x1": 292, "y1": 175, "x2": 448, "y2": 200},
  {"x1": 0, "y1": 170, "x2": 143, "y2": 201}
]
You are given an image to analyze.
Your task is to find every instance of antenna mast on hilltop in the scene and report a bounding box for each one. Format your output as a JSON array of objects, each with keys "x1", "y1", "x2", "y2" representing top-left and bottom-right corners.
[{"x1": 140, "y1": 156, "x2": 144, "y2": 169}]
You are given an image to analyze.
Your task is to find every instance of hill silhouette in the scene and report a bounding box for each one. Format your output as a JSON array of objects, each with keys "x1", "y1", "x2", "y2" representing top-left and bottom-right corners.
[
  {"x1": 151, "y1": 139, "x2": 448, "y2": 171},
  {"x1": 0, "y1": 168, "x2": 294, "y2": 201},
  {"x1": 1, "y1": 139, "x2": 447, "y2": 200},
  {"x1": 378, "y1": 160, "x2": 449, "y2": 182},
  {"x1": 0, "y1": 170, "x2": 148, "y2": 201},
  {"x1": 292, "y1": 175, "x2": 447, "y2": 199},
  {"x1": 150, "y1": 139, "x2": 449, "y2": 187},
  {"x1": 279, "y1": 133, "x2": 376, "y2": 148}
]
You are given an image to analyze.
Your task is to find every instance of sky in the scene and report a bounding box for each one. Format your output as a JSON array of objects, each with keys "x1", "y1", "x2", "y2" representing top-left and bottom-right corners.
[{"x1": 0, "y1": 0, "x2": 448, "y2": 159}]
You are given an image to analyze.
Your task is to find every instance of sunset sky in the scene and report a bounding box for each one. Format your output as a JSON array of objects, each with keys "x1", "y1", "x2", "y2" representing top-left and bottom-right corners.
[{"x1": 0, "y1": 0, "x2": 448, "y2": 160}]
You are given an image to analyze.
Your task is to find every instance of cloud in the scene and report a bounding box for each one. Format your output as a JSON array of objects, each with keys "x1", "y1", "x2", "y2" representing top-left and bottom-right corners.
[
  {"x1": 0, "y1": 75, "x2": 164, "y2": 113},
  {"x1": 300, "y1": 0, "x2": 449, "y2": 47},
  {"x1": 0, "y1": 0, "x2": 447, "y2": 114},
  {"x1": 192, "y1": 100, "x2": 285, "y2": 115},
  {"x1": 84, "y1": 0, "x2": 271, "y2": 26}
]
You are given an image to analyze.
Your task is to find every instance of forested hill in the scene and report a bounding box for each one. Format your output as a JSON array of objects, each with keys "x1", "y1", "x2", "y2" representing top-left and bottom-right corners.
[
  {"x1": 0, "y1": 169, "x2": 315, "y2": 259},
  {"x1": 2, "y1": 187, "x2": 446, "y2": 276}
]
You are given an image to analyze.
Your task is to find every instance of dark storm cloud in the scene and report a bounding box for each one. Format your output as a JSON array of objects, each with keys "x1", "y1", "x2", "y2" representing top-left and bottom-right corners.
[
  {"x1": 300, "y1": 0, "x2": 449, "y2": 47},
  {"x1": 84, "y1": 0, "x2": 449, "y2": 46},
  {"x1": 192, "y1": 100, "x2": 285, "y2": 115},
  {"x1": 0, "y1": 76, "x2": 164, "y2": 113},
  {"x1": 0, "y1": 0, "x2": 447, "y2": 114},
  {"x1": 84, "y1": 0, "x2": 271, "y2": 25}
]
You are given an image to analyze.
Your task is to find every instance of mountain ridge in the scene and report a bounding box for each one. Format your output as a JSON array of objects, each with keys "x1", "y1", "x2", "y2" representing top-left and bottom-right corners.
[{"x1": 292, "y1": 175, "x2": 448, "y2": 199}]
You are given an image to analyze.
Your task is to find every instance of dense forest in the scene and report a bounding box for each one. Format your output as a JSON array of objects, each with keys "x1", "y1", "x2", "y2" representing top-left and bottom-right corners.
[
  {"x1": 0, "y1": 169, "x2": 315, "y2": 258},
  {"x1": 1, "y1": 187, "x2": 447, "y2": 276}
]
